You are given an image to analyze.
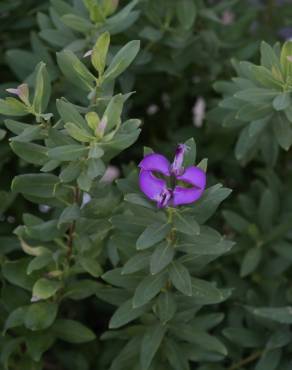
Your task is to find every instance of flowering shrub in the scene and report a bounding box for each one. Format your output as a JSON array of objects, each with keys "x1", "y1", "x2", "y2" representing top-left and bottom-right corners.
[{"x1": 1, "y1": 1, "x2": 292, "y2": 370}]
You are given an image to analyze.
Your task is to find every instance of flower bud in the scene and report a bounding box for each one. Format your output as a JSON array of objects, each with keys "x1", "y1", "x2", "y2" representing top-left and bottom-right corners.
[{"x1": 6, "y1": 83, "x2": 29, "y2": 105}]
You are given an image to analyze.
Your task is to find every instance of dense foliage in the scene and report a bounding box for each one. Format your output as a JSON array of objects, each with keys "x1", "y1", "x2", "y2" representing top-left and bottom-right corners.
[{"x1": 1, "y1": 0, "x2": 292, "y2": 369}]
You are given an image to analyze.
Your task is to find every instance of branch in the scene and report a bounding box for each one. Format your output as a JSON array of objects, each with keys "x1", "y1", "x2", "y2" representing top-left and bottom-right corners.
[
  {"x1": 228, "y1": 350, "x2": 262, "y2": 370},
  {"x1": 67, "y1": 187, "x2": 80, "y2": 259}
]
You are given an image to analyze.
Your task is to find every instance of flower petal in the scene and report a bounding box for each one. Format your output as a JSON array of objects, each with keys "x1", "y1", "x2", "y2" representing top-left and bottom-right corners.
[
  {"x1": 171, "y1": 144, "x2": 187, "y2": 176},
  {"x1": 139, "y1": 170, "x2": 167, "y2": 202},
  {"x1": 173, "y1": 166, "x2": 206, "y2": 206},
  {"x1": 139, "y1": 153, "x2": 170, "y2": 176},
  {"x1": 176, "y1": 166, "x2": 206, "y2": 188},
  {"x1": 172, "y1": 186, "x2": 205, "y2": 206}
]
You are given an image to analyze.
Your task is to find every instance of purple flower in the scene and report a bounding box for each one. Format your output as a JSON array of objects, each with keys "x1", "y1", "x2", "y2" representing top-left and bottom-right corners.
[
  {"x1": 138, "y1": 145, "x2": 206, "y2": 208},
  {"x1": 278, "y1": 27, "x2": 292, "y2": 41}
]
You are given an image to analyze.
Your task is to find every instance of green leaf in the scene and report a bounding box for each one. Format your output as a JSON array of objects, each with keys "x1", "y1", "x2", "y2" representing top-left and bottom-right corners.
[
  {"x1": 61, "y1": 14, "x2": 92, "y2": 32},
  {"x1": 251, "y1": 65, "x2": 282, "y2": 89},
  {"x1": 235, "y1": 125, "x2": 259, "y2": 161},
  {"x1": 83, "y1": 0, "x2": 104, "y2": 22},
  {"x1": 109, "y1": 299, "x2": 148, "y2": 329},
  {"x1": 58, "y1": 203, "x2": 80, "y2": 227},
  {"x1": 0, "y1": 338, "x2": 22, "y2": 370},
  {"x1": 52, "y1": 319, "x2": 96, "y2": 343},
  {"x1": 273, "y1": 113, "x2": 292, "y2": 150},
  {"x1": 235, "y1": 88, "x2": 278, "y2": 103},
  {"x1": 102, "y1": 268, "x2": 139, "y2": 289},
  {"x1": 140, "y1": 325, "x2": 166, "y2": 370},
  {"x1": 124, "y1": 193, "x2": 154, "y2": 209},
  {"x1": 48, "y1": 144, "x2": 88, "y2": 161},
  {"x1": 102, "y1": 93, "x2": 131, "y2": 132},
  {"x1": 122, "y1": 251, "x2": 151, "y2": 274},
  {"x1": 32, "y1": 62, "x2": 51, "y2": 114},
  {"x1": 189, "y1": 184, "x2": 231, "y2": 223},
  {"x1": 183, "y1": 138, "x2": 196, "y2": 167},
  {"x1": 92, "y1": 31, "x2": 110, "y2": 75},
  {"x1": 266, "y1": 329, "x2": 291, "y2": 350},
  {"x1": 248, "y1": 117, "x2": 269, "y2": 137},
  {"x1": 32, "y1": 278, "x2": 62, "y2": 300},
  {"x1": 0, "y1": 128, "x2": 6, "y2": 140},
  {"x1": 0, "y1": 97, "x2": 28, "y2": 116},
  {"x1": 174, "y1": 325, "x2": 227, "y2": 355},
  {"x1": 63, "y1": 279, "x2": 101, "y2": 300},
  {"x1": 133, "y1": 272, "x2": 167, "y2": 308},
  {"x1": 173, "y1": 212, "x2": 200, "y2": 235},
  {"x1": 88, "y1": 143, "x2": 104, "y2": 158},
  {"x1": 191, "y1": 277, "x2": 230, "y2": 304},
  {"x1": 87, "y1": 158, "x2": 105, "y2": 179},
  {"x1": 56, "y1": 99, "x2": 88, "y2": 131},
  {"x1": 2, "y1": 258, "x2": 36, "y2": 290},
  {"x1": 222, "y1": 210, "x2": 249, "y2": 233},
  {"x1": 255, "y1": 349, "x2": 282, "y2": 370},
  {"x1": 176, "y1": 0, "x2": 196, "y2": 30},
  {"x1": 150, "y1": 242, "x2": 175, "y2": 274},
  {"x1": 27, "y1": 252, "x2": 53, "y2": 275},
  {"x1": 77, "y1": 170, "x2": 92, "y2": 191},
  {"x1": 25, "y1": 332, "x2": 55, "y2": 362},
  {"x1": 26, "y1": 220, "x2": 62, "y2": 242},
  {"x1": 57, "y1": 50, "x2": 95, "y2": 91},
  {"x1": 169, "y1": 261, "x2": 192, "y2": 296},
  {"x1": 237, "y1": 104, "x2": 272, "y2": 122},
  {"x1": 273, "y1": 93, "x2": 291, "y2": 111},
  {"x1": 164, "y1": 338, "x2": 189, "y2": 370},
  {"x1": 136, "y1": 222, "x2": 171, "y2": 250},
  {"x1": 12, "y1": 174, "x2": 59, "y2": 198},
  {"x1": 258, "y1": 188, "x2": 277, "y2": 230},
  {"x1": 260, "y1": 41, "x2": 282, "y2": 74},
  {"x1": 3, "y1": 306, "x2": 28, "y2": 334},
  {"x1": 79, "y1": 256, "x2": 103, "y2": 278},
  {"x1": 10, "y1": 141, "x2": 48, "y2": 165},
  {"x1": 280, "y1": 40, "x2": 292, "y2": 79},
  {"x1": 155, "y1": 292, "x2": 177, "y2": 324},
  {"x1": 223, "y1": 327, "x2": 263, "y2": 348},
  {"x1": 178, "y1": 230, "x2": 234, "y2": 256},
  {"x1": 104, "y1": 40, "x2": 140, "y2": 80},
  {"x1": 240, "y1": 247, "x2": 262, "y2": 277},
  {"x1": 65, "y1": 122, "x2": 93, "y2": 142},
  {"x1": 246, "y1": 306, "x2": 292, "y2": 324},
  {"x1": 24, "y1": 302, "x2": 58, "y2": 330},
  {"x1": 60, "y1": 161, "x2": 82, "y2": 182}
]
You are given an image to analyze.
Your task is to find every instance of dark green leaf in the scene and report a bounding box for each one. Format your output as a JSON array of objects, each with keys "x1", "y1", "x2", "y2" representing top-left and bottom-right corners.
[
  {"x1": 140, "y1": 325, "x2": 166, "y2": 370},
  {"x1": 136, "y1": 222, "x2": 171, "y2": 250},
  {"x1": 24, "y1": 302, "x2": 58, "y2": 330},
  {"x1": 133, "y1": 272, "x2": 167, "y2": 307},
  {"x1": 169, "y1": 261, "x2": 192, "y2": 296},
  {"x1": 52, "y1": 319, "x2": 96, "y2": 343},
  {"x1": 150, "y1": 242, "x2": 175, "y2": 274}
]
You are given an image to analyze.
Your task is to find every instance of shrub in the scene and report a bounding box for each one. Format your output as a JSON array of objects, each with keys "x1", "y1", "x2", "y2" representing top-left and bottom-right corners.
[{"x1": 1, "y1": 1, "x2": 292, "y2": 370}]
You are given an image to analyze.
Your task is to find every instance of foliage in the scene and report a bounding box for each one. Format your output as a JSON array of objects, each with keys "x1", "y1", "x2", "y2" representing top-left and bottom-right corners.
[{"x1": 1, "y1": 0, "x2": 292, "y2": 369}]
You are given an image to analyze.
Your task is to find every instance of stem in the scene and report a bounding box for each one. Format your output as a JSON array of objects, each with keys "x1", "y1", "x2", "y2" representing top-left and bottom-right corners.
[
  {"x1": 67, "y1": 187, "x2": 80, "y2": 259},
  {"x1": 228, "y1": 350, "x2": 262, "y2": 370}
]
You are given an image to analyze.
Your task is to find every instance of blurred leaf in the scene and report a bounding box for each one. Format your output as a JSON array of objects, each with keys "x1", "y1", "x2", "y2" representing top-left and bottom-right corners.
[
  {"x1": 140, "y1": 324, "x2": 166, "y2": 370},
  {"x1": 24, "y1": 302, "x2": 58, "y2": 330},
  {"x1": 52, "y1": 319, "x2": 96, "y2": 343}
]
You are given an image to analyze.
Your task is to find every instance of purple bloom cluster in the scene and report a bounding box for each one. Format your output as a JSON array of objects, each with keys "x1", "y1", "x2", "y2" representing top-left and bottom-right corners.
[{"x1": 138, "y1": 144, "x2": 206, "y2": 208}]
